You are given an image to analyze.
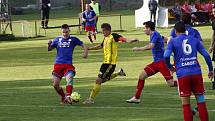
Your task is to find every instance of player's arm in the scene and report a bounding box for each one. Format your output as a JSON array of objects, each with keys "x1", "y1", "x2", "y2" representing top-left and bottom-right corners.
[
  {"x1": 81, "y1": 44, "x2": 88, "y2": 58},
  {"x1": 82, "y1": 12, "x2": 87, "y2": 22},
  {"x1": 209, "y1": 31, "x2": 215, "y2": 53},
  {"x1": 198, "y1": 41, "x2": 214, "y2": 79},
  {"x1": 163, "y1": 40, "x2": 174, "y2": 70},
  {"x1": 126, "y1": 38, "x2": 139, "y2": 43},
  {"x1": 88, "y1": 43, "x2": 103, "y2": 50},
  {"x1": 89, "y1": 11, "x2": 97, "y2": 21},
  {"x1": 132, "y1": 43, "x2": 154, "y2": 51},
  {"x1": 48, "y1": 40, "x2": 55, "y2": 51}
]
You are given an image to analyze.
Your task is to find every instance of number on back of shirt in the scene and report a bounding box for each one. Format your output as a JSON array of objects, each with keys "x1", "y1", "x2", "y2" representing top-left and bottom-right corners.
[{"x1": 182, "y1": 39, "x2": 192, "y2": 55}]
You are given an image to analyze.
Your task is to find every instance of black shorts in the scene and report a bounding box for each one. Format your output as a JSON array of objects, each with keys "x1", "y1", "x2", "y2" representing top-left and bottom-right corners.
[
  {"x1": 98, "y1": 64, "x2": 116, "y2": 80},
  {"x1": 212, "y1": 49, "x2": 215, "y2": 62}
]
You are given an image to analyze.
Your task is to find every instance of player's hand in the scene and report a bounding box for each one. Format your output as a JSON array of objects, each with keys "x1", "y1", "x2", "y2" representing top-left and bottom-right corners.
[
  {"x1": 209, "y1": 47, "x2": 213, "y2": 53},
  {"x1": 208, "y1": 71, "x2": 214, "y2": 81},
  {"x1": 48, "y1": 40, "x2": 52, "y2": 45}
]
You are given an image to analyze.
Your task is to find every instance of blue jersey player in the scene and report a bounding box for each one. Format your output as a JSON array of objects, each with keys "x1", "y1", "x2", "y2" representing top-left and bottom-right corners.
[
  {"x1": 169, "y1": 13, "x2": 203, "y2": 42},
  {"x1": 164, "y1": 22, "x2": 213, "y2": 121},
  {"x1": 126, "y1": 21, "x2": 177, "y2": 104},
  {"x1": 48, "y1": 24, "x2": 88, "y2": 105}
]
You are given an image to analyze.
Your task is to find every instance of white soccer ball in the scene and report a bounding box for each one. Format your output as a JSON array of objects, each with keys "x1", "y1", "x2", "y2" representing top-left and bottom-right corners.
[{"x1": 71, "y1": 92, "x2": 81, "y2": 103}]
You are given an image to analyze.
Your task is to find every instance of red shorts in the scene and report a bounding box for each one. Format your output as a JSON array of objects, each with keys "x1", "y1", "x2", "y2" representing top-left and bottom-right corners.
[
  {"x1": 144, "y1": 60, "x2": 173, "y2": 81},
  {"x1": 52, "y1": 64, "x2": 76, "y2": 79},
  {"x1": 85, "y1": 25, "x2": 95, "y2": 32},
  {"x1": 178, "y1": 74, "x2": 205, "y2": 97}
]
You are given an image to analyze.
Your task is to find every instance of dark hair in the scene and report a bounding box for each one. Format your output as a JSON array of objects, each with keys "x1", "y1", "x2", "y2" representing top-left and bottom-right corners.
[
  {"x1": 143, "y1": 21, "x2": 155, "y2": 31},
  {"x1": 174, "y1": 21, "x2": 186, "y2": 33},
  {"x1": 61, "y1": 24, "x2": 70, "y2": 29},
  {"x1": 181, "y1": 13, "x2": 191, "y2": 25},
  {"x1": 101, "y1": 23, "x2": 111, "y2": 30}
]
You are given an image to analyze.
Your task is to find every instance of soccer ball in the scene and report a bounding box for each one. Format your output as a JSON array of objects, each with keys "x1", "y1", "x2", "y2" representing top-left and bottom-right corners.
[{"x1": 71, "y1": 92, "x2": 81, "y2": 103}]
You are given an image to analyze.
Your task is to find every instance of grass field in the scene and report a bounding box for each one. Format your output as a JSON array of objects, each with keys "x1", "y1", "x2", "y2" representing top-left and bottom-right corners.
[{"x1": 0, "y1": 10, "x2": 215, "y2": 121}]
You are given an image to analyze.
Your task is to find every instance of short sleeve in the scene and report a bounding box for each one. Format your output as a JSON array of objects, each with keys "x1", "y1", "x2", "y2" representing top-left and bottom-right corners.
[
  {"x1": 73, "y1": 37, "x2": 83, "y2": 46},
  {"x1": 51, "y1": 37, "x2": 58, "y2": 48},
  {"x1": 150, "y1": 32, "x2": 158, "y2": 44}
]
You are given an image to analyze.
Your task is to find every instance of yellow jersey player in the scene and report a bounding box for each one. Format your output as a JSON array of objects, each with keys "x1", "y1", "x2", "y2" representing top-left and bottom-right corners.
[{"x1": 83, "y1": 23, "x2": 138, "y2": 104}]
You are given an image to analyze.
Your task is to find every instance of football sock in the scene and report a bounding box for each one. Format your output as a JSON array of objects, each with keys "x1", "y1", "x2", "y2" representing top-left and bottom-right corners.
[
  {"x1": 182, "y1": 104, "x2": 193, "y2": 121},
  {"x1": 93, "y1": 34, "x2": 96, "y2": 40},
  {"x1": 110, "y1": 73, "x2": 118, "y2": 80},
  {"x1": 89, "y1": 84, "x2": 101, "y2": 100},
  {"x1": 55, "y1": 87, "x2": 65, "y2": 98},
  {"x1": 88, "y1": 36, "x2": 93, "y2": 43},
  {"x1": 66, "y1": 85, "x2": 73, "y2": 96},
  {"x1": 197, "y1": 102, "x2": 208, "y2": 121},
  {"x1": 173, "y1": 80, "x2": 178, "y2": 87},
  {"x1": 135, "y1": 79, "x2": 145, "y2": 99}
]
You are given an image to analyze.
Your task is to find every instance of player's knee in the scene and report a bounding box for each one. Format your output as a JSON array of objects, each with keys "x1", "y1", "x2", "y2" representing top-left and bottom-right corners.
[
  {"x1": 96, "y1": 77, "x2": 103, "y2": 84},
  {"x1": 196, "y1": 95, "x2": 205, "y2": 103},
  {"x1": 139, "y1": 71, "x2": 147, "y2": 80},
  {"x1": 66, "y1": 78, "x2": 73, "y2": 85}
]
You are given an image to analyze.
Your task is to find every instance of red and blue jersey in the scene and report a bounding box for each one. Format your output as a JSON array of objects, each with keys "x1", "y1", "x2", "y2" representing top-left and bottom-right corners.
[
  {"x1": 164, "y1": 34, "x2": 212, "y2": 78},
  {"x1": 170, "y1": 24, "x2": 203, "y2": 41},
  {"x1": 150, "y1": 31, "x2": 165, "y2": 62},
  {"x1": 51, "y1": 35, "x2": 83, "y2": 64},
  {"x1": 82, "y1": 10, "x2": 96, "y2": 26}
]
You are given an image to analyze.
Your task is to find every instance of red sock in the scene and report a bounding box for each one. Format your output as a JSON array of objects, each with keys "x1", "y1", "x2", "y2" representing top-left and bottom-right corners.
[
  {"x1": 135, "y1": 79, "x2": 145, "y2": 99},
  {"x1": 182, "y1": 104, "x2": 193, "y2": 121},
  {"x1": 174, "y1": 80, "x2": 178, "y2": 87},
  {"x1": 66, "y1": 85, "x2": 73, "y2": 96},
  {"x1": 56, "y1": 87, "x2": 65, "y2": 98},
  {"x1": 197, "y1": 102, "x2": 209, "y2": 121}
]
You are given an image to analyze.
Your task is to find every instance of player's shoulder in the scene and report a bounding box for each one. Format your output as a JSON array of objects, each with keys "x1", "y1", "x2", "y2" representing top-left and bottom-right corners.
[{"x1": 69, "y1": 35, "x2": 81, "y2": 41}]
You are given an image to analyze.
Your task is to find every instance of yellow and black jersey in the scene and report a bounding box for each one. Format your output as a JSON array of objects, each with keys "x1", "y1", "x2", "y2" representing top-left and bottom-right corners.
[{"x1": 101, "y1": 33, "x2": 124, "y2": 64}]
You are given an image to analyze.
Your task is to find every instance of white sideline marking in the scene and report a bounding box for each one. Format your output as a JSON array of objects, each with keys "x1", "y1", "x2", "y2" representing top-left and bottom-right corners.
[{"x1": 0, "y1": 104, "x2": 214, "y2": 112}]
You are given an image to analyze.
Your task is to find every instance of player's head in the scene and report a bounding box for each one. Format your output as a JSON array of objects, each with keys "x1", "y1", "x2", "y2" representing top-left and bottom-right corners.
[
  {"x1": 101, "y1": 23, "x2": 111, "y2": 37},
  {"x1": 174, "y1": 21, "x2": 186, "y2": 34},
  {"x1": 181, "y1": 13, "x2": 191, "y2": 25},
  {"x1": 143, "y1": 21, "x2": 155, "y2": 35},
  {"x1": 61, "y1": 24, "x2": 70, "y2": 38},
  {"x1": 85, "y1": 4, "x2": 91, "y2": 11}
]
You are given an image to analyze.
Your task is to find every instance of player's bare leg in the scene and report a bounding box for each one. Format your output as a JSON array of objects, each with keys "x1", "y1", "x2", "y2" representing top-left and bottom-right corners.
[
  {"x1": 52, "y1": 75, "x2": 65, "y2": 105},
  {"x1": 87, "y1": 31, "x2": 93, "y2": 43},
  {"x1": 126, "y1": 70, "x2": 148, "y2": 103},
  {"x1": 109, "y1": 68, "x2": 126, "y2": 80},
  {"x1": 92, "y1": 32, "x2": 96, "y2": 41}
]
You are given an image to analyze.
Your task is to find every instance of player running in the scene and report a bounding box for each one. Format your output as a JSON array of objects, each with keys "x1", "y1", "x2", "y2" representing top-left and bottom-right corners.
[
  {"x1": 82, "y1": 4, "x2": 97, "y2": 43},
  {"x1": 48, "y1": 24, "x2": 88, "y2": 105},
  {"x1": 164, "y1": 21, "x2": 213, "y2": 121},
  {"x1": 83, "y1": 23, "x2": 138, "y2": 104},
  {"x1": 126, "y1": 21, "x2": 177, "y2": 104}
]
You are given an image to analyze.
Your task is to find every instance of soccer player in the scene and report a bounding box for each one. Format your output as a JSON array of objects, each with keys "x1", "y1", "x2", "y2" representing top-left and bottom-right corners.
[
  {"x1": 48, "y1": 24, "x2": 88, "y2": 105},
  {"x1": 168, "y1": 13, "x2": 203, "y2": 43},
  {"x1": 40, "y1": 0, "x2": 51, "y2": 28},
  {"x1": 82, "y1": 4, "x2": 97, "y2": 43},
  {"x1": 82, "y1": 23, "x2": 138, "y2": 104},
  {"x1": 164, "y1": 21, "x2": 213, "y2": 121},
  {"x1": 126, "y1": 21, "x2": 177, "y2": 104},
  {"x1": 208, "y1": 19, "x2": 215, "y2": 90}
]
